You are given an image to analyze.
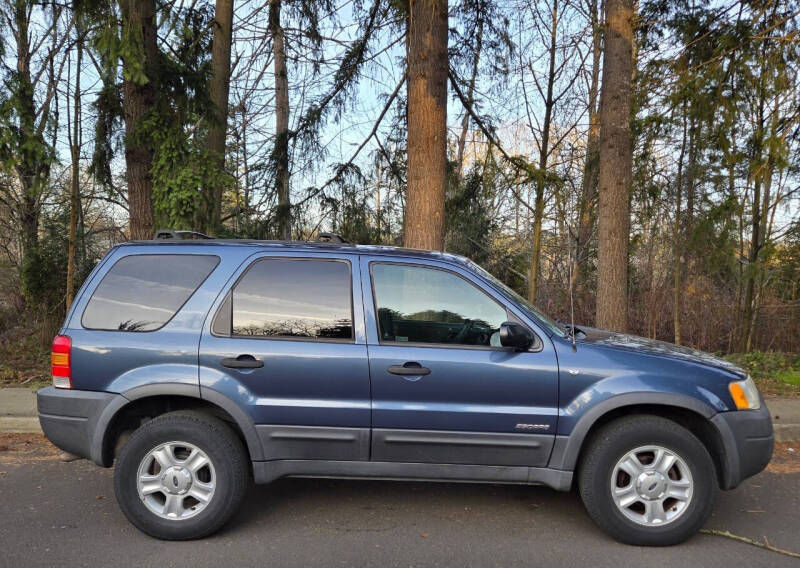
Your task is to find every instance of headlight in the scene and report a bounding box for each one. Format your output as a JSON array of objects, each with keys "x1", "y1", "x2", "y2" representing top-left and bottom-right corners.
[{"x1": 728, "y1": 375, "x2": 761, "y2": 410}]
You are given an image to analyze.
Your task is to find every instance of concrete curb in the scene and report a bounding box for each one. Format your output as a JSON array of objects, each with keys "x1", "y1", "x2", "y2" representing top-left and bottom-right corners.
[
  {"x1": 765, "y1": 398, "x2": 800, "y2": 443},
  {"x1": 0, "y1": 416, "x2": 41, "y2": 433},
  {"x1": 1, "y1": 388, "x2": 800, "y2": 440},
  {"x1": 1, "y1": 388, "x2": 41, "y2": 433},
  {"x1": 774, "y1": 424, "x2": 800, "y2": 443}
]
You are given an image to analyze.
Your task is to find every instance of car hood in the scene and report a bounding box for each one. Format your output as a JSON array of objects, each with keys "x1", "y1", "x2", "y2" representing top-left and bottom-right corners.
[{"x1": 577, "y1": 327, "x2": 745, "y2": 377}]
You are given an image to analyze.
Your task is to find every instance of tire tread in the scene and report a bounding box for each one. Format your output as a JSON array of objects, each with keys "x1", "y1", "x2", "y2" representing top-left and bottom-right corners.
[
  {"x1": 578, "y1": 414, "x2": 717, "y2": 546},
  {"x1": 114, "y1": 410, "x2": 249, "y2": 540}
]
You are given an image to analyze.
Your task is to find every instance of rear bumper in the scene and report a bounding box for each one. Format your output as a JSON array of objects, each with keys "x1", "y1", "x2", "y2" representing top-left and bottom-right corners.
[
  {"x1": 711, "y1": 400, "x2": 774, "y2": 490},
  {"x1": 37, "y1": 386, "x2": 126, "y2": 466}
]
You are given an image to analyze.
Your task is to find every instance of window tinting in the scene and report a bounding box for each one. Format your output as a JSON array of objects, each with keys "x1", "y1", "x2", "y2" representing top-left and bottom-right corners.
[
  {"x1": 371, "y1": 263, "x2": 507, "y2": 347},
  {"x1": 82, "y1": 255, "x2": 219, "y2": 331},
  {"x1": 232, "y1": 259, "x2": 353, "y2": 340}
]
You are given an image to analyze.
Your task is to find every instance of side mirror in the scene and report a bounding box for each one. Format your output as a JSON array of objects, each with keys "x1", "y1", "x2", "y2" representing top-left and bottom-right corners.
[{"x1": 499, "y1": 321, "x2": 533, "y2": 351}]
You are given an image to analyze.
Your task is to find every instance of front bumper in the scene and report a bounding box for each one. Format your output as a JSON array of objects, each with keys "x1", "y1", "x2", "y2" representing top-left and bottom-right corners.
[
  {"x1": 711, "y1": 399, "x2": 774, "y2": 489},
  {"x1": 37, "y1": 386, "x2": 126, "y2": 465}
]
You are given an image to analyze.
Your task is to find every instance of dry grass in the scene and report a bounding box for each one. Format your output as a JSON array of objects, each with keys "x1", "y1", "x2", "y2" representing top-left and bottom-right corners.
[
  {"x1": 0, "y1": 433, "x2": 60, "y2": 465},
  {"x1": 765, "y1": 442, "x2": 800, "y2": 474}
]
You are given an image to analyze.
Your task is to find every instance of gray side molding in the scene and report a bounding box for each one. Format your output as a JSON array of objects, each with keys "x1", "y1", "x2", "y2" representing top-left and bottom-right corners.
[
  {"x1": 256, "y1": 425, "x2": 370, "y2": 461},
  {"x1": 548, "y1": 392, "x2": 717, "y2": 472},
  {"x1": 372, "y1": 428, "x2": 554, "y2": 467},
  {"x1": 252, "y1": 459, "x2": 573, "y2": 491}
]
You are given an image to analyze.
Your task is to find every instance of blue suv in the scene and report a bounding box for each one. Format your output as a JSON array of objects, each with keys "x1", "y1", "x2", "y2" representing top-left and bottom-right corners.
[{"x1": 37, "y1": 238, "x2": 773, "y2": 545}]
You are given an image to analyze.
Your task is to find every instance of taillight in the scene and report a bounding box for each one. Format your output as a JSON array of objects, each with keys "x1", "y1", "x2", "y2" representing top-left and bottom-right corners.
[{"x1": 51, "y1": 335, "x2": 72, "y2": 389}]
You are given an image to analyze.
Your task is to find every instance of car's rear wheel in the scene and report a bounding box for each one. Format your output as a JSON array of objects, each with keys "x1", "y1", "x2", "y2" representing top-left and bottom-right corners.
[
  {"x1": 578, "y1": 415, "x2": 717, "y2": 546},
  {"x1": 114, "y1": 411, "x2": 249, "y2": 540}
]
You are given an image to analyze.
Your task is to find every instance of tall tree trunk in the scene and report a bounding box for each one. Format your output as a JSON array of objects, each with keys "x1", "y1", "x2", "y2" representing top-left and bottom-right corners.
[
  {"x1": 673, "y1": 104, "x2": 688, "y2": 345},
  {"x1": 270, "y1": 0, "x2": 291, "y2": 240},
  {"x1": 528, "y1": 0, "x2": 558, "y2": 303},
  {"x1": 404, "y1": 0, "x2": 448, "y2": 251},
  {"x1": 572, "y1": 0, "x2": 602, "y2": 291},
  {"x1": 376, "y1": 162, "x2": 382, "y2": 236},
  {"x1": 595, "y1": 0, "x2": 633, "y2": 332},
  {"x1": 119, "y1": 0, "x2": 158, "y2": 240},
  {"x1": 746, "y1": 96, "x2": 779, "y2": 352},
  {"x1": 740, "y1": 178, "x2": 761, "y2": 352},
  {"x1": 67, "y1": 34, "x2": 82, "y2": 310},
  {"x1": 738, "y1": 51, "x2": 768, "y2": 352},
  {"x1": 203, "y1": 0, "x2": 234, "y2": 235},
  {"x1": 13, "y1": 0, "x2": 45, "y2": 273},
  {"x1": 455, "y1": 4, "x2": 484, "y2": 181}
]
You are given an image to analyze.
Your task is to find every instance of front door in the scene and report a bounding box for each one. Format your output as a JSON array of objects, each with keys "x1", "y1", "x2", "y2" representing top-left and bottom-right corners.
[
  {"x1": 361, "y1": 257, "x2": 559, "y2": 467},
  {"x1": 199, "y1": 253, "x2": 371, "y2": 462}
]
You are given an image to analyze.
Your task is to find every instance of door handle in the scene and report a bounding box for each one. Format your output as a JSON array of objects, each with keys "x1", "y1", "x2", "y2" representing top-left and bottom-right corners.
[
  {"x1": 387, "y1": 362, "x2": 431, "y2": 376},
  {"x1": 221, "y1": 355, "x2": 264, "y2": 369}
]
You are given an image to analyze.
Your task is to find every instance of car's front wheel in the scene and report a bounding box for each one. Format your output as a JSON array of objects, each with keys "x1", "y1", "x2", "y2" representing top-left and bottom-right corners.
[
  {"x1": 114, "y1": 411, "x2": 249, "y2": 540},
  {"x1": 578, "y1": 415, "x2": 717, "y2": 546}
]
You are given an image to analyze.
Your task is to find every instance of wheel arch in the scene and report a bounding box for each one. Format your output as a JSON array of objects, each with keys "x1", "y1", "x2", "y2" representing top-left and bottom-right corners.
[
  {"x1": 549, "y1": 394, "x2": 726, "y2": 486},
  {"x1": 95, "y1": 384, "x2": 262, "y2": 467}
]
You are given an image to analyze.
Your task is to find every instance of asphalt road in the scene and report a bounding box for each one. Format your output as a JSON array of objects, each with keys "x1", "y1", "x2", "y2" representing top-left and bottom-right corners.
[{"x1": 1, "y1": 439, "x2": 799, "y2": 568}]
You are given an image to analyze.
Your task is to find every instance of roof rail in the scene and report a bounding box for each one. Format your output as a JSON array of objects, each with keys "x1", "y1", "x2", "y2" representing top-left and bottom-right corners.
[
  {"x1": 314, "y1": 232, "x2": 349, "y2": 244},
  {"x1": 153, "y1": 229, "x2": 214, "y2": 240}
]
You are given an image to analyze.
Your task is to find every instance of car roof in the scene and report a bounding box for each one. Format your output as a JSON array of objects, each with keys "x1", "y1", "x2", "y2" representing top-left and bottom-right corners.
[{"x1": 119, "y1": 239, "x2": 473, "y2": 267}]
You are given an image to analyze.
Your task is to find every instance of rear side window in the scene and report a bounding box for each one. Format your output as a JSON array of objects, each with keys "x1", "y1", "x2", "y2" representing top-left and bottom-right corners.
[
  {"x1": 228, "y1": 258, "x2": 353, "y2": 340},
  {"x1": 82, "y1": 254, "x2": 219, "y2": 331}
]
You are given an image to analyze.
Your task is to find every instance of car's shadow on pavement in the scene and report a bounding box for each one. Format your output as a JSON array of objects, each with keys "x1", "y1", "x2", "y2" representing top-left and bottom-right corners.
[{"x1": 218, "y1": 470, "x2": 799, "y2": 566}]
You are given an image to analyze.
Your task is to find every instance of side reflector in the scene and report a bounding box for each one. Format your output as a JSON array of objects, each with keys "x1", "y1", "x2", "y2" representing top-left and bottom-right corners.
[{"x1": 51, "y1": 335, "x2": 72, "y2": 389}]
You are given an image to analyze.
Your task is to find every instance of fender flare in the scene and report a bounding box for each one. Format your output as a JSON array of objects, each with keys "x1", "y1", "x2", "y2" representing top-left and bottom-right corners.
[
  {"x1": 548, "y1": 392, "x2": 718, "y2": 472},
  {"x1": 92, "y1": 383, "x2": 263, "y2": 466}
]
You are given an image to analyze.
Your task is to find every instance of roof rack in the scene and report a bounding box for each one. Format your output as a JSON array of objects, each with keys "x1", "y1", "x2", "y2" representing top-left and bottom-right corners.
[
  {"x1": 151, "y1": 229, "x2": 350, "y2": 244},
  {"x1": 153, "y1": 229, "x2": 214, "y2": 240},
  {"x1": 314, "y1": 232, "x2": 349, "y2": 244}
]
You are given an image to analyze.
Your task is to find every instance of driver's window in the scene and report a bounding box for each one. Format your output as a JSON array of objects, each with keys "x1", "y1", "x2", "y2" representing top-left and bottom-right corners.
[{"x1": 371, "y1": 263, "x2": 508, "y2": 347}]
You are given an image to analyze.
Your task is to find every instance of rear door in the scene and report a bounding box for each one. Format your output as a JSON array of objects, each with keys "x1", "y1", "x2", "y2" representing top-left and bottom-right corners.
[
  {"x1": 361, "y1": 256, "x2": 559, "y2": 467},
  {"x1": 199, "y1": 252, "x2": 371, "y2": 462}
]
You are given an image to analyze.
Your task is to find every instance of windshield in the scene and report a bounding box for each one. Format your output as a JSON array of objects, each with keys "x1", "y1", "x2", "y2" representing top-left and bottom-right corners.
[{"x1": 468, "y1": 261, "x2": 567, "y2": 338}]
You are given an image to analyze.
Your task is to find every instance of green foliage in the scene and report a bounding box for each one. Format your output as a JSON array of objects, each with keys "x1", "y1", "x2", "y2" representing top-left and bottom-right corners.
[
  {"x1": 776, "y1": 369, "x2": 800, "y2": 387},
  {"x1": 687, "y1": 195, "x2": 739, "y2": 279},
  {"x1": 328, "y1": 183, "x2": 386, "y2": 245},
  {"x1": 0, "y1": 71, "x2": 56, "y2": 189},
  {"x1": 726, "y1": 352, "x2": 800, "y2": 395},
  {"x1": 88, "y1": 80, "x2": 123, "y2": 190},
  {"x1": 148, "y1": 113, "x2": 232, "y2": 228},
  {"x1": 85, "y1": 0, "x2": 233, "y2": 230},
  {"x1": 292, "y1": 0, "x2": 387, "y2": 161},
  {"x1": 19, "y1": 209, "x2": 86, "y2": 312},
  {"x1": 446, "y1": 163, "x2": 496, "y2": 265}
]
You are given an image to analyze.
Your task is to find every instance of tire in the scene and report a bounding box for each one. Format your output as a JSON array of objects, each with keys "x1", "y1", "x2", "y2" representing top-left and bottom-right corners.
[
  {"x1": 578, "y1": 415, "x2": 717, "y2": 546},
  {"x1": 114, "y1": 411, "x2": 250, "y2": 540}
]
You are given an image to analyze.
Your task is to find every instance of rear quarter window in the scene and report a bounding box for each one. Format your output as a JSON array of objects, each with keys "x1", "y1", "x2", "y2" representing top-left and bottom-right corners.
[{"x1": 81, "y1": 254, "x2": 219, "y2": 331}]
